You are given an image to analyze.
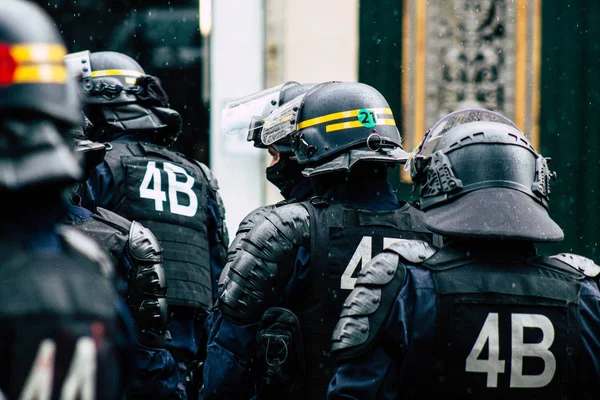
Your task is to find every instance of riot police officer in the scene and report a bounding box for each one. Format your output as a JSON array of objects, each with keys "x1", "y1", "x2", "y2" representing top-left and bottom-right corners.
[
  {"x1": 63, "y1": 129, "x2": 182, "y2": 399},
  {"x1": 328, "y1": 109, "x2": 600, "y2": 399},
  {"x1": 0, "y1": 1, "x2": 131, "y2": 398},
  {"x1": 203, "y1": 82, "x2": 438, "y2": 399},
  {"x1": 219, "y1": 82, "x2": 315, "y2": 282},
  {"x1": 68, "y1": 50, "x2": 228, "y2": 398}
]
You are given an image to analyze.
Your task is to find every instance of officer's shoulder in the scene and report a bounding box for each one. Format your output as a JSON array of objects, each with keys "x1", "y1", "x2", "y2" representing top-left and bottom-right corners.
[
  {"x1": 188, "y1": 158, "x2": 220, "y2": 192},
  {"x1": 57, "y1": 226, "x2": 114, "y2": 279},
  {"x1": 262, "y1": 201, "x2": 310, "y2": 219},
  {"x1": 355, "y1": 239, "x2": 436, "y2": 289},
  {"x1": 128, "y1": 221, "x2": 163, "y2": 262},
  {"x1": 0, "y1": 231, "x2": 116, "y2": 319},
  {"x1": 238, "y1": 205, "x2": 277, "y2": 233},
  {"x1": 549, "y1": 252, "x2": 600, "y2": 278},
  {"x1": 385, "y1": 239, "x2": 437, "y2": 265},
  {"x1": 331, "y1": 240, "x2": 436, "y2": 360},
  {"x1": 94, "y1": 207, "x2": 132, "y2": 233}
]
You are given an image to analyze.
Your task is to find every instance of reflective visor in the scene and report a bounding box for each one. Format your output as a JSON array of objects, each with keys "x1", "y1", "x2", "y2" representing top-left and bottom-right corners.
[
  {"x1": 261, "y1": 93, "x2": 306, "y2": 145},
  {"x1": 420, "y1": 108, "x2": 519, "y2": 157},
  {"x1": 221, "y1": 82, "x2": 299, "y2": 137},
  {"x1": 405, "y1": 108, "x2": 521, "y2": 172}
]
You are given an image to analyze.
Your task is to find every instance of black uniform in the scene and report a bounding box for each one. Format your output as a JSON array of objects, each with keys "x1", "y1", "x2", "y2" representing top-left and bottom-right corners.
[
  {"x1": 218, "y1": 82, "x2": 318, "y2": 296},
  {"x1": 100, "y1": 141, "x2": 215, "y2": 311},
  {"x1": 206, "y1": 82, "x2": 432, "y2": 399},
  {"x1": 0, "y1": 1, "x2": 132, "y2": 397},
  {"x1": 329, "y1": 240, "x2": 600, "y2": 399},
  {"x1": 0, "y1": 227, "x2": 128, "y2": 400},
  {"x1": 68, "y1": 50, "x2": 228, "y2": 398},
  {"x1": 64, "y1": 204, "x2": 181, "y2": 398},
  {"x1": 328, "y1": 109, "x2": 600, "y2": 399}
]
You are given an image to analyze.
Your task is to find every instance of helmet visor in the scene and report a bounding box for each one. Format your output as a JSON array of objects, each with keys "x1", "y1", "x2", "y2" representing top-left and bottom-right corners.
[
  {"x1": 261, "y1": 93, "x2": 306, "y2": 146},
  {"x1": 405, "y1": 108, "x2": 520, "y2": 173},
  {"x1": 421, "y1": 108, "x2": 519, "y2": 157},
  {"x1": 220, "y1": 82, "x2": 299, "y2": 138},
  {"x1": 261, "y1": 82, "x2": 328, "y2": 146}
]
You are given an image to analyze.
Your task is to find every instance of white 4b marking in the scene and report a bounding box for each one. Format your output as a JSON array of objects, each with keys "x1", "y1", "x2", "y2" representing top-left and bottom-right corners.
[
  {"x1": 466, "y1": 312, "x2": 556, "y2": 388},
  {"x1": 20, "y1": 337, "x2": 96, "y2": 400},
  {"x1": 340, "y1": 236, "x2": 411, "y2": 290},
  {"x1": 139, "y1": 161, "x2": 198, "y2": 217}
]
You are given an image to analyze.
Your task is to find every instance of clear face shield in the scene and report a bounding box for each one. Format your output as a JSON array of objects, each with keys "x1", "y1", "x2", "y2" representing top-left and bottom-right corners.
[
  {"x1": 220, "y1": 81, "x2": 300, "y2": 147},
  {"x1": 260, "y1": 82, "x2": 329, "y2": 147},
  {"x1": 405, "y1": 108, "x2": 521, "y2": 179}
]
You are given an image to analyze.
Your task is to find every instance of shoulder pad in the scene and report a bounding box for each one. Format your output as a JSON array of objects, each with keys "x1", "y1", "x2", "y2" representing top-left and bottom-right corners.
[
  {"x1": 219, "y1": 204, "x2": 310, "y2": 324},
  {"x1": 386, "y1": 239, "x2": 437, "y2": 264},
  {"x1": 239, "y1": 203, "x2": 310, "y2": 263},
  {"x1": 550, "y1": 253, "x2": 600, "y2": 278},
  {"x1": 237, "y1": 205, "x2": 276, "y2": 234},
  {"x1": 356, "y1": 252, "x2": 399, "y2": 285},
  {"x1": 94, "y1": 207, "x2": 131, "y2": 233},
  {"x1": 227, "y1": 205, "x2": 277, "y2": 265},
  {"x1": 193, "y1": 160, "x2": 220, "y2": 192},
  {"x1": 275, "y1": 198, "x2": 297, "y2": 207},
  {"x1": 129, "y1": 221, "x2": 163, "y2": 263},
  {"x1": 331, "y1": 250, "x2": 407, "y2": 360},
  {"x1": 58, "y1": 227, "x2": 114, "y2": 278}
]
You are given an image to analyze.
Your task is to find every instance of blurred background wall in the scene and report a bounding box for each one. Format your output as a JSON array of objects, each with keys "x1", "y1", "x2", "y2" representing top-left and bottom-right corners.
[{"x1": 38, "y1": 0, "x2": 600, "y2": 259}]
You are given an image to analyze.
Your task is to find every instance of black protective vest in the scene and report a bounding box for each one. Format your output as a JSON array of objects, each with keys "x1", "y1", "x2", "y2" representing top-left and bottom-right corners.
[
  {"x1": 0, "y1": 231, "x2": 121, "y2": 399},
  {"x1": 66, "y1": 207, "x2": 129, "y2": 270},
  {"x1": 103, "y1": 141, "x2": 211, "y2": 310},
  {"x1": 298, "y1": 199, "x2": 436, "y2": 398},
  {"x1": 403, "y1": 247, "x2": 583, "y2": 400}
]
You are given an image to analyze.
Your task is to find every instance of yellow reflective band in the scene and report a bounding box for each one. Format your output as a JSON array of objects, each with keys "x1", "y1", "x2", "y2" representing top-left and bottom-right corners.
[
  {"x1": 297, "y1": 108, "x2": 393, "y2": 130},
  {"x1": 13, "y1": 65, "x2": 67, "y2": 84},
  {"x1": 91, "y1": 69, "x2": 145, "y2": 78},
  {"x1": 326, "y1": 118, "x2": 396, "y2": 133},
  {"x1": 125, "y1": 77, "x2": 137, "y2": 84},
  {"x1": 9, "y1": 44, "x2": 66, "y2": 63}
]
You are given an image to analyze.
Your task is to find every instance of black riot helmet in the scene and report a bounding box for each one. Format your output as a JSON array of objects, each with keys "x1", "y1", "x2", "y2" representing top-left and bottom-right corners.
[
  {"x1": 65, "y1": 50, "x2": 182, "y2": 145},
  {"x1": 260, "y1": 81, "x2": 410, "y2": 176},
  {"x1": 408, "y1": 108, "x2": 563, "y2": 242},
  {"x1": 0, "y1": 0, "x2": 84, "y2": 191}
]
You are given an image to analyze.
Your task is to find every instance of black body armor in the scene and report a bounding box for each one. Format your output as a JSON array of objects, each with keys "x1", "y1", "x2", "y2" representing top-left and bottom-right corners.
[
  {"x1": 103, "y1": 141, "x2": 213, "y2": 311},
  {"x1": 298, "y1": 199, "x2": 435, "y2": 397},
  {"x1": 333, "y1": 241, "x2": 597, "y2": 399},
  {"x1": 220, "y1": 199, "x2": 436, "y2": 399},
  {"x1": 0, "y1": 228, "x2": 123, "y2": 399},
  {"x1": 219, "y1": 199, "x2": 297, "y2": 295},
  {"x1": 66, "y1": 207, "x2": 169, "y2": 347}
]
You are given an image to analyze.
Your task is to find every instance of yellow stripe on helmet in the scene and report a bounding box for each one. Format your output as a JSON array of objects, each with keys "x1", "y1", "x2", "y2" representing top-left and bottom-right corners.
[
  {"x1": 326, "y1": 118, "x2": 396, "y2": 133},
  {"x1": 297, "y1": 108, "x2": 393, "y2": 130},
  {"x1": 13, "y1": 65, "x2": 67, "y2": 84},
  {"x1": 9, "y1": 44, "x2": 66, "y2": 63},
  {"x1": 90, "y1": 69, "x2": 145, "y2": 78}
]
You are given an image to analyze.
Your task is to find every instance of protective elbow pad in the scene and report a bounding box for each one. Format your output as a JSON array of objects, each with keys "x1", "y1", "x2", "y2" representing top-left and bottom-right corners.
[
  {"x1": 127, "y1": 221, "x2": 169, "y2": 347},
  {"x1": 219, "y1": 204, "x2": 311, "y2": 324}
]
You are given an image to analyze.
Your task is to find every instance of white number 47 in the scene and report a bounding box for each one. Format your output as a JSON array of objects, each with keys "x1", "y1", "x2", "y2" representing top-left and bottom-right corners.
[
  {"x1": 340, "y1": 237, "x2": 410, "y2": 290},
  {"x1": 466, "y1": 312, "x2": 556, "y2": 388}
]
